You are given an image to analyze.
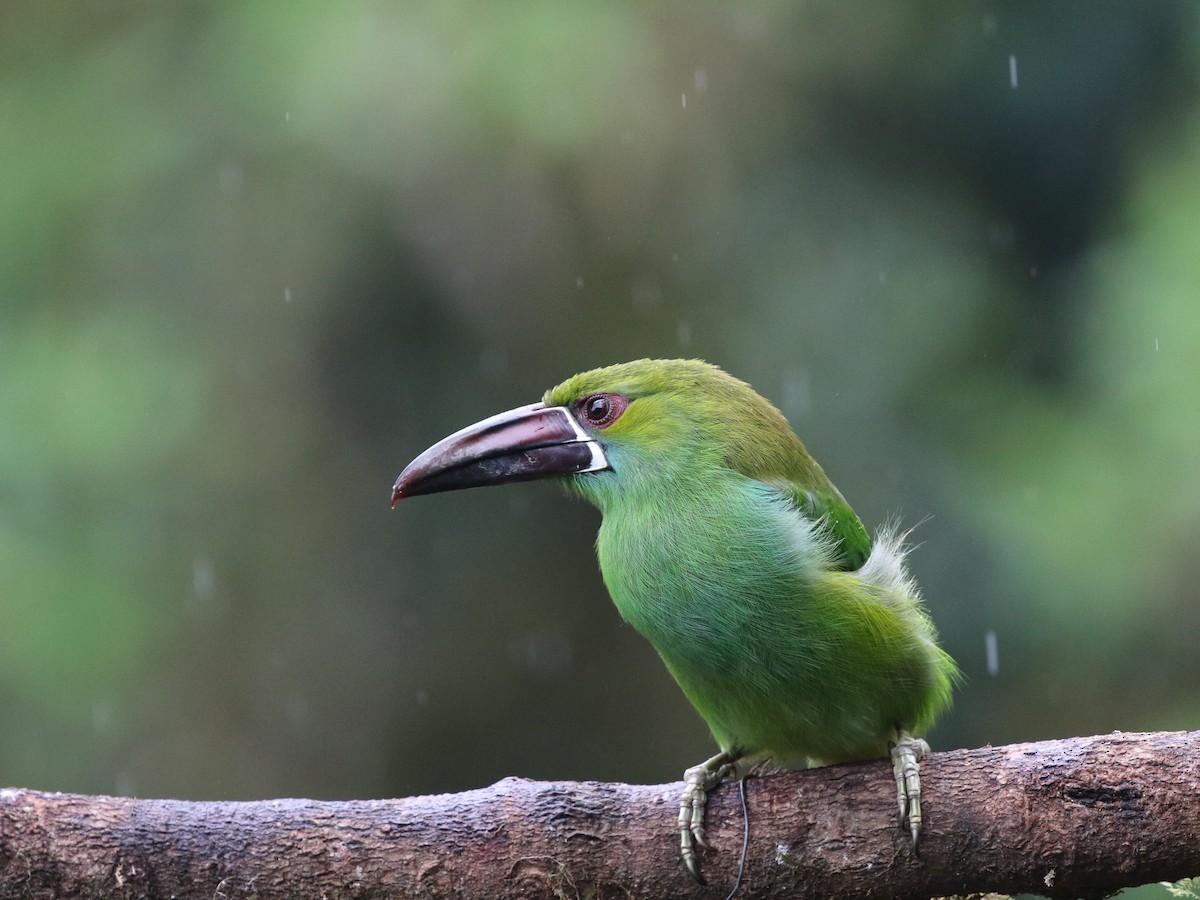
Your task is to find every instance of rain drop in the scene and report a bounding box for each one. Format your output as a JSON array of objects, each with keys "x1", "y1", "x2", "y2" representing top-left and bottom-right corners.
[
  {"x1": 507, "y1": 628, "x2": 573, "y2": 675},
  {"x1": 1009, "y1": 55, "x2": 1018, "y2": 90},
  {"x1": 479, "y1": 347, "x2": 507, "y2": 377},
  {"x1": 988, "y1": 221, "x2": 1015, "y2": 252},
  {"x1": 285, "y1": 695, "x2": 310, "y2": 725},
  {"x1": 985, "y1": 629, "x2": 999, "y2": 676},
  {"x1": 193, "y1": 558, "x2": 215, "y2": 599},
  {"x1": 92, "y1": 699, "x2": 114, "y2": 734},
  {"x1": 219, "y1": 159, "x2": 244, "y2": 192},
  {"x1": 631, "y1": 274, "x2": 662, "y2": 312},
  {"x1": 114, "y1": 772, "x2": 137, "y2": 797},
  {"x1": 780, "y1": 368, "x2": 810, "y2": 419}
]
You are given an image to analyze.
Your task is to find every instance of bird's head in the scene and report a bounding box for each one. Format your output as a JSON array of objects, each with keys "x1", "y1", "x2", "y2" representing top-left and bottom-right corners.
[{"x1": 391, "y1": 358, "x2": 816, "y2": 512}]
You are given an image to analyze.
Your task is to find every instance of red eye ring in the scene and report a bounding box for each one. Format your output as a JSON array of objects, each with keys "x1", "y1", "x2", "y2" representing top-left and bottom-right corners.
[{"x1": 577, "y1": 392, "x2": 628, "y2": 429}]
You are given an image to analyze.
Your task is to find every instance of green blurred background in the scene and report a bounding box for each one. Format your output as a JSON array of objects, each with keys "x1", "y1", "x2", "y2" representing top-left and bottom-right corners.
[{"x1": 3, "y1": 2, "x2": 1199, "y2": 892}]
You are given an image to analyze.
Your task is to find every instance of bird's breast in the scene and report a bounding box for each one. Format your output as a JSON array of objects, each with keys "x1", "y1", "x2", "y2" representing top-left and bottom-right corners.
[{"x1": 594, "y1": 480, "x2": 829, "y2": 675}]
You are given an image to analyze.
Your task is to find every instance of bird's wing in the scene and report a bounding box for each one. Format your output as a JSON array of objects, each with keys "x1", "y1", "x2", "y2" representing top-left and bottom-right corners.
[
  {"x1": 768, "y1": 480, "x2": 872, "y2": 572},
  {"x1": 717, "y1": 391, "x2": 872, "y2": 571}
]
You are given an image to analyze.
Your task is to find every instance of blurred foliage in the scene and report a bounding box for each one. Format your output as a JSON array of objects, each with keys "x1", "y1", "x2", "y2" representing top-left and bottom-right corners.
[
  {"x1": 1162, "y1": 878, "x2": 1200, "y2": 899},
  {"x1": 2, "y1": 3, "x2": 1199, "y2": 892}
]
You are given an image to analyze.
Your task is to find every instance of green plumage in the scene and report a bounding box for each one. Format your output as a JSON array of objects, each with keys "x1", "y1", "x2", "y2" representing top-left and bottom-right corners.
[
  {"x1": 394, "y1": 356, "x2": 958, "y2": 878},
  {"x1": 544, "y1": 359, "x2": 957, "y2": 767}
]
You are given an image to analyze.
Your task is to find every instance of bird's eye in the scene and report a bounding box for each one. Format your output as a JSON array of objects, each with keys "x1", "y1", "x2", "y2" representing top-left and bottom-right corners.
[
  {"x1": 577, "y1": 393, "x2": 628, "y2": 428},
  {"x1": 586, "y1": 396, "x2": 610, "y2": 421}
]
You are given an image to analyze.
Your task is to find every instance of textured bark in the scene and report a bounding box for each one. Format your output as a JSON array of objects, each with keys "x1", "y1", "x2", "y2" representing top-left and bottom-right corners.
[{"x1": 1, "y1": 731, "x2": 1198, "y2": 899}]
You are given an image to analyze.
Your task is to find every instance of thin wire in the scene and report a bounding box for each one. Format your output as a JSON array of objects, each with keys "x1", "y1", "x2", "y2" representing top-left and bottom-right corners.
[{"x1": 723, "y1": 775, "x2": 751, "y2": 900}]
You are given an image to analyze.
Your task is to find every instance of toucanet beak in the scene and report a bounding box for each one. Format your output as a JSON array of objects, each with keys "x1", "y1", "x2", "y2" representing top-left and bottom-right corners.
[{"x1": 391, "y1": 402, "x2": 609, "y2": 506}]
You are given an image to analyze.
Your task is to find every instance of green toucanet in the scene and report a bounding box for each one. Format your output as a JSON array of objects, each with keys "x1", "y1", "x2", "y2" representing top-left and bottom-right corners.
[{"x1": 391, "y1": 358, "x2": 958, "y2": 880}]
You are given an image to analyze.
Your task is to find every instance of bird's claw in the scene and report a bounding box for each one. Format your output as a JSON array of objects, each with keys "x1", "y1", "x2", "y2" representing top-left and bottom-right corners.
[
  {"x1": 890, "y1": 730, "x2": 929, "y2": 847},
  {"x1": 678, "y1": 751, "x2": 737, "y2": 883}
]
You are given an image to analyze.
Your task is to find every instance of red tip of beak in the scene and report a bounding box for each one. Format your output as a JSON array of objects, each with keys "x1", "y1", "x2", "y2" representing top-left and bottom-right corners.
[{"x1": 390, "y1": 481, "x2": 405, "y2": 508}]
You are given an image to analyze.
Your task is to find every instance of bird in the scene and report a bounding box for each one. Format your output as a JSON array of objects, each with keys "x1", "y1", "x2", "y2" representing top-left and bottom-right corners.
[{"x1": 391, "y1": 358, "x2": 958, "y2": 881}]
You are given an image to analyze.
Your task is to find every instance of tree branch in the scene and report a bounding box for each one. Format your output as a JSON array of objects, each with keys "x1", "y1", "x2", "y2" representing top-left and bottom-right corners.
[{"x1": 1, "y1": 731, "x2": 1197, "y2": 899}]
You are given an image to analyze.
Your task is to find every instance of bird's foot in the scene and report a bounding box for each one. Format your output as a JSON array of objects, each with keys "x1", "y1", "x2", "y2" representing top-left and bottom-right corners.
[
  {"x1": 889, "y1": 729, "x2": 930, "y2": 846},
  {"x1": 678, "y1": 750, "x2": 738, "y2": 883}
]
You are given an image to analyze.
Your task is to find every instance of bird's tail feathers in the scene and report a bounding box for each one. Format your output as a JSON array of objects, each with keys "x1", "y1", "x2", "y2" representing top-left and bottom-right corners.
[{"x1": 856, "y1": 518, "x2": 923, "y2": 599}]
